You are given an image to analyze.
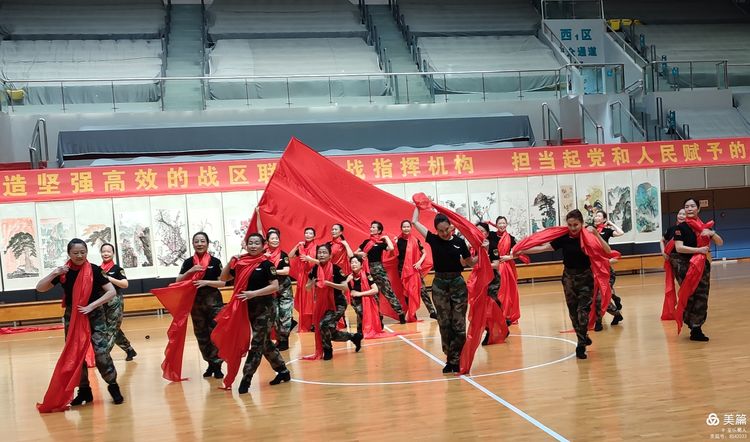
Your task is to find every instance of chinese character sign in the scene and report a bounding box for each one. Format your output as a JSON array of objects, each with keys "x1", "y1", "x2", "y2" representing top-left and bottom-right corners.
[{"x1": 545, "y1": 19, "x2": 605, "y2": 63}]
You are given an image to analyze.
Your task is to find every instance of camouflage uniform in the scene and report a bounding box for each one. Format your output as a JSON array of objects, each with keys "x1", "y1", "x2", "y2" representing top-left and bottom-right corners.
[
  {"x1": 487, "y1": 270, "x2": 503, "y2": 310},
  {"x1": 673, "y1": 256, "x2": 711, "y2": 329},
  {"x1": 274, "y1": 277, "x2": 294, "y2": 341},
  {"x1": 64, "y1": 306, "x2": 117, "y2": 387},
  {"x1": 369, "y1": 262, "x2": 404, "y2": 316},
  {"x1": 242, "y1": 297, "x2": 287, "y2": 380},
  {"x1": 419, "y1": 280, "x2": 438, "y2": 316},
  {"x1": 321, "y1": 302, "x2": 355, "y2": 352},
  {"x1": 431, "y1": 273, "x2": 468, "y2": 366},
  {"x1": 102, "y1": 293, "x2": 134, "y2": 354},
  {"x1": 192, "y1": 287, "x2": 224, "y2": 364},
  {"x1": 350, "y1": 297, "x2": 364, "y2": 334},
  {"x1": 561, "y1": 268, "x2": 594, "y2": 346}
]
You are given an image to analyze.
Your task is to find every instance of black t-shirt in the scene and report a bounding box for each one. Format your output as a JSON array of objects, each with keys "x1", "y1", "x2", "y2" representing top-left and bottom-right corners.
[
  {"x1": 102, "y1": 263, "x2": 127, "y2": 295},
  {"x1": 229, "y1": 260, "x2": 277, "y2": 291},
  {"x1": 309, "y1": 264, "x2": 348, "y2": 305},
  {"x1": 52, "y1": 263, "x2": 110, "y2": 307},
  {"x1": 488, "y1": 232, "x2": 517, "y2": 260},
  {"x1": 425, "y1": 231, "x2": 470, "y2": 273},
  {"x1": 396, "y1": 237, "x2": 424, "y2": 271},
  {"x1": 599, "y1": 227, "x2": 614, "y2": 244},
  {"x1": 349, "y1": 273, "x2": 375, "y2": 292},
  {"x1": 359, "y1": 239, "x2": 388, "y2": 263},
  {"x1": 663, "y1": 225, "x2": 679, "y2": 242},
  {"x1": 180, "y1": 255, "x2": 223, "y2": 294},
  {"x1": 551, "y1": 234, "x2": 590, "y2": 269},
  {"x1": 275, "y1": 251, "x2": 291, "y2": 283},
  {"x1": 673, "y1": 223, "x2": 700, "y2": 257}
]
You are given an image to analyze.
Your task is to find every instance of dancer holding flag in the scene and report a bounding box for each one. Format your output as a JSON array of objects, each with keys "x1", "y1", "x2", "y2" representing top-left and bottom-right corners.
[
  {"x1": 395, "y1": 220, "x2": 437, "y2": 321},
  {"x1": 672, "y1": 197, "x2": 723, "y2": 341},
  {"x1": 214, "y1": 233, "x2": 291, "y2": 394},
  {"x1": 36, "y1": 239, "x2": 122, "y2": 412},
  {"x1": 660, "y1": 208, "x2": 686, "y2": 320},
  {"x1": 152, "y1": 232, "x2": 226, "y2": 381},
  {"x1": 512, "y1": 209, "x2": 618, "y2": 360},
  {"x1": 355, "y1": 221, "x2": 406, "y2": 324}
]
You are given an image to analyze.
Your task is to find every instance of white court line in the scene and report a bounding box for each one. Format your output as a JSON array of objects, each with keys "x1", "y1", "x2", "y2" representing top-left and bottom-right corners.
[{"x1": 385, "y1": 326, "x2": 569, "y2": 442}]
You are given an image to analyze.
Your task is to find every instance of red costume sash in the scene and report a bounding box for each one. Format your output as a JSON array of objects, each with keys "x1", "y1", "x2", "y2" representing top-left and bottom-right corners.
[
  {"x1": 152, "y1": 253, "x2": 211, "y2": 381},
  {"x1": 661, "y1": 239, "x2": 676, "y2": 320},
  {"x1": 496, "y1": 231, "x2": 528, "y2": 324},
  {"x1": 397, "y1": 233, "x2": 433, "y2": 322},
  {"x1": 290, "y1": 240, "x2": 317, "y2": 332},
  {"x1": 211, "y1": 254, "x2": 267, "y2": 389},
  {"x1": 303, "y1": 262, "x2": 337, "y2": 360},
  {"x1": 37, "y1": 260, "x2": 93, "y2": 413},
  {"x1": 351, "y1": 270, "x2": 399, "y2": 339}
]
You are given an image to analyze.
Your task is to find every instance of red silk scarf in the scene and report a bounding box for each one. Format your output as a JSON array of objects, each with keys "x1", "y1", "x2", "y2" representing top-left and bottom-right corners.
[
  {"x1": 661, "y1": 239, "x2": 677, "y2": 320},
  {"x1": 496, "y1": 231, "x2": 528, "y2": 325},
  {"x1": 152, "y1": 253, "x2": 211, "y2": 382},
  {"x1": 100, "y1": 259, "x2": 115, "y2": 273},
  {"x1": 330, "y1": 237, "x2": 351, "y2": 276},
  {"x1": 290, "y1": 240, "x2": 317, "y2": 332},
  {"x1": 673, "y1": 217, "x2": 714, "y2": 334},
  {"x1": 211, "y1": 254, "x2": 267, "y2": 389},
  {"x1": 397, "y1": 233, "x2": 432, "y2": 322},
  {"x1": 351, "y1": 270, "x2": 398, "y2": 339},
  {"x1": 37, "y1": 260, "x2": 93, "y2": 413},
  {"x1": 302, "y1": 262, "x2": 337, "y2": 360}
]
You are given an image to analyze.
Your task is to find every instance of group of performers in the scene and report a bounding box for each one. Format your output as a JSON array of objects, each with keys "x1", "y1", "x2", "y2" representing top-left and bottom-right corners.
[{"x1": 34, "y1": 195, "x2": 721, "y2": 412}]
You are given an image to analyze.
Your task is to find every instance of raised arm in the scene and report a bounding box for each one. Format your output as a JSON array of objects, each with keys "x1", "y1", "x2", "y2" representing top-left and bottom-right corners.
[
  {"x1": 608, "y1": 220, "x2": 624, "y2": 237},
  {"x1": 382, "y1": 235, "x2": 395, "y2": 251},
  {"x1": 515, "y1": 243, "x2": 554, "y2": 256},
  {"x1": 36, "y1": 266, "x2": 67, "y2": 292},
  {"x1": 255, "y1": 207, "x2": 264, "y2": 234},
  {"x1": 412, "y1": 206, "x2": 429, "y2": 238}
]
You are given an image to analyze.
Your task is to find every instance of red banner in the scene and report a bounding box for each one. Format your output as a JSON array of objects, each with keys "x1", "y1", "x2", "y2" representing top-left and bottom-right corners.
[{"x1": 1, "y1": 137, "x2": 747, "y2": 203}]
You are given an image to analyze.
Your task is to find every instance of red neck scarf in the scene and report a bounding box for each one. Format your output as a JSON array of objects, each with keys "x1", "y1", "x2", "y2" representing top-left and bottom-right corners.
[
  {"x1": 330, "y1": 237, "x2": 351, "y2": 276},
  {"x1": 303, "y1": 261, "x2": 337, "y2": 360},
  {"x1": 673, "y1": 217, "x2": 714, "y2": 333},
  {"x1": 413, "y1": 193, "x2": 502, "y2": 375},
  {"x1": 596, "y1": 223, "x2": 605, "y2": 233},
  {"x1": 289, "y1": 239, "x2": 317, "y2": 333},
  {"x1": 362, "y1": 235, "x2": 382, "y2": 255},
  {"x1": 661, "y1": 238, "x2": 677, "y2": 320},
  {"x1": 513, "y1": 226, "x2": 621, "y2": 329},
  {"x1": 37, "y1": 260, "x2": 93, "y2": 413},
  {"x1": 397, "y1": 232, "x2": 429, "y2": 322},
  {"x1": 151, "y1": 252, "x2": 211, "y2": 381},
  {"x1": 100, "y1": 259, "x2": 115, "y2": 273},
  {"x1": 266, "y1": 245, "x2": 282, "y2": 266},
  {"x1": 211, "y1": 253, "x2": 268, "y2": 389}
]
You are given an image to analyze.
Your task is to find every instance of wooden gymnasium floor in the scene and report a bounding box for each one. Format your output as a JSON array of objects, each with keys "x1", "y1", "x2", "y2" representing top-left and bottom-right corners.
[{"x1": 2, "y1": 262, "x2": 749, "y2": 441}]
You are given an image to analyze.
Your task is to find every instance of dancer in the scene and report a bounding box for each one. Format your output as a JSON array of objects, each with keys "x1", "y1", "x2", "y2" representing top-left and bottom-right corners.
[
  {"x1": 475, "y1": 222, "x2": 508, "y2": 346},
  {"x1": 328, "y1": 223, "x2": 354, "y2": 276},
  {"x1": 494, "y1": 216, "x2": 526, "y2": 325},
  {"x1": 592, "y1": 210, "x2": 625, "y2": 330},
  {"x1": 36, "y1": 239, "x2": 123, "y2": 411},
  {"x1": 512, "y1": 210, "x2": 617, "y2": 360},
  {"x1": 99, "y1": 243, "x2": 137, "y2": 361},
  {"x1": 346, "y1": 255, "x2": 378, "y2": 334},
  {"x1": 306, "y1": 244, "x2": 363, "y2": 360},
  {"x1": 219, "y1": 233, "x2": 291, "y2": 393},
  {"x1": 265, "y1": 229, "x2": 294, "y2": 351},
  {"x1": 411, "y1": 208, "x2": 474, "y2": 374},
  {"x1": 672, "y1": 197, "x2": 723, "y2": 341},
  {"x1": 355, "y1": 221, "x2": 406, "y2": 324},
  {"x1": 170, "y1": 232, "x2": 226, "y2": 379},
  {"x1": 289, "y1": 227, "x2": 318, "y2": 332},
  {"x1": 660, "y1": 208, "x2": 687, "y2": 320},
  {"x1": 395, "y1": 220, "x2": 437, "y2": 320}
]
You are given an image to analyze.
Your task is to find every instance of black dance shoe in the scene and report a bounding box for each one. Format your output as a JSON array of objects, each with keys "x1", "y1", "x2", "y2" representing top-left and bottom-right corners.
[
  {"x1": 612, "y1": 295, "x2": 622, "y2": 311},
  {"x1": 70, "y1": 386, "x2": 93, "y2": 406},
  {"x1": 269, "y1": 371, "x2": 291, "y2": 385},
  {"x1": 585, "y1": 336, "x2": 592, "y2": 346},
  {"x1": 575, "y1": 345, "x2": 587, "y2": 359},
  {"x1": 276, "y1": 340, "x2": 289, "y2": 351},
  {"x1": 213, "y1": 362, "x2": 224, "y2": 379},
  {"x1": 125, "y1": 348, "x2": 137, "y2": 361},
  {"x1": 351, "y1": 333, "x2": 363, "y2": 352},
  {"x1": 107, "y1": 383, "x2": 124, "y2": 405},
  {"x1": 611, "y1": 313, "x2": 624, "y2": 326},
  {"x1": 398, "y1": 313, "x2": 406, "y2": 324},
  {"x1": 594, "y1": 320, "x2": 603, "y2": 332},
  {"x1": 323, "y1": 349, "x2": 333, "y2": 360},
  {"x1": 238, "y1": 378, "x2": 251, "y2": 394},
  {"x1": 690, "y1": 327, "x2": 710, "y2": 342}
]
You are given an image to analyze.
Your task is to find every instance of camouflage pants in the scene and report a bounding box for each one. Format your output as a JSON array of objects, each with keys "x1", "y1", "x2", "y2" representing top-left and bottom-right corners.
[
  {"x1": 674, "y1": 256, "x2": 711, "y2": 329},
  {"x1": 594, "y1": 267, "x2": 620, "y2": 319},
  {"x1": 321, "y1": 302, "x2": 354, "y2": 352},
  {"x1": 431, "y1": 273, "x2": 468, "y2": 365},
  {"x1": 370, "y1": 262, "x2": 404, "y2": 315},
  {"x1": 191, "y1": 288, "x2": 224, "y2": 364},
  {"x1": 350, "y1": 297, "x2": 364, "y2": 334},
  {"x1": 274, "y1": 278, "x2": 294, "y2": 342},
  {"x1": 242, "y1": 297, "x2": 288, "y2": 380},
  {"x1": 102, "y1": 293, "x2": 134, "y2": 354},
  {"x1": 420, "y1": 280, "x2": 438, "y2": 316},
  {"x1": 561, "y1": 267, "x2": 594, "y2": 346},
  {"x1": 64, "y1": 306, "x2": 117, "y2": 387},
  {"x1": 487, "y1": 271, "x2": 503, "y2": 310}
]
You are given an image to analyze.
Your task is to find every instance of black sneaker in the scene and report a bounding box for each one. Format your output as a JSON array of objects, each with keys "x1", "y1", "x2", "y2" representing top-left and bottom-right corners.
[
  {"x1": 203, "y1": 364, "x2": 214, "y2": 378},
  {"x1": 290, "y1": 318, "x2": 298, "y2": 332},
  {"x1": 611, "y1": 313, "x2": 624, "y2": 326},
  {"x1": 442, "y1": 363, "x2": 455, "y2": 374},
  {"x1": 213, "y1": 362, "x2": 224, "y2": 379},
  {"x1": 451, "y1": 364, "x2": 461, "y2": 373},
  {"x1": 70, "y1": 386, "x2": 93, "y2": 406},
  {"x1": 323, "y1": 349, "x2": 333, "y2": 360},
  {"x1": 107, "y1": 383, "x2": 124, "y2": 405},
  {"x1": 238, "y1": 378, "x2": 251, "y2": 394},
  {"x1": 351, "y1": 333, "x2": 363, "y2": 352},
  {"x1": 125, "y1": 348, "x2": 137, "y2": 361},
  {"x1": 398, "y1": 313, "x2": 406, "y2": 324},
  {"x1": 269, "y1": 371, "x2": 291, "y2": 385},
  {"x1": 585, "y1": 336, "x2": 592, "y2": 346},
  {"x1": 276, "y1": 340, "x2": 289, "y2": 351},
  {"x1": 575, "y1": 345, "x2": 587, "y2": 359},
  {"x1": 690, "y1": 327, "x2": 710, "y2": 342},
  {"x1": 613, "y1": 295, "x2": 622, "y2": 311},
  {"x1": 429, "y1": 312, "x2": 438, "y2": 320},
  {"x1": 594, "y1": 320, "x2": 603, "y2": 332}
]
